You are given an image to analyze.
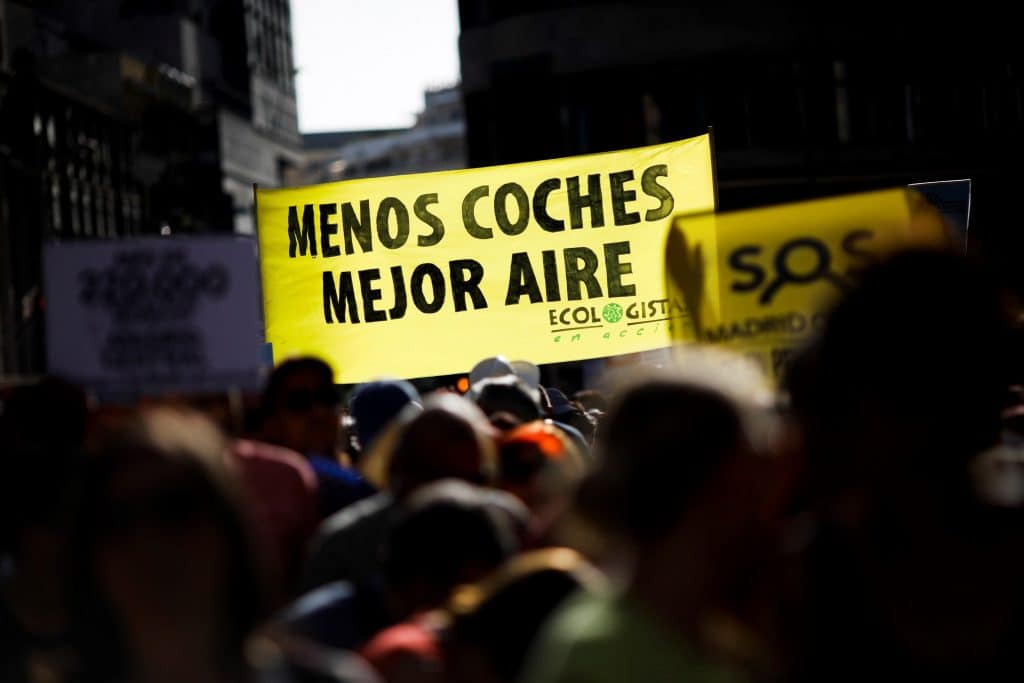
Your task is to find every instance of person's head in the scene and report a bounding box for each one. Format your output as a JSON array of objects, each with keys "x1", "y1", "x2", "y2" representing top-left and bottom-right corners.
[
  {"x1": 370, "y1": 393, "x2": 498, "y2": 497},
  {"x1": 790, "y1": 250, "x2": 1017, "y2": 510},
  {"x1": 0, "y1": 377, "x2": 87, "y2": 560},
  {"x1": 71, "y1": 408, "x2": 266, "y2": 681},
  {"x1": 349, "y1": 379, "x2": 421, "y2": 453},
  {"x1": 488, "y1": 411, "x2": 525, "y2": 434},
  {"x1": 499, "y1": 421, "x2": 585, "y2": 516},
  {"x1": 510, "y1": 360, "x2": 541, "y2": 396},
  {"x1": 445, "y1": 548, "x2": 604, "y2": 683},
  {"x1": 472, "y1": 376, "x2": 542, "y2": 424},
  {"x1": 545, "y1": 388, "x2": 596, "y2": 443},
  {"x1": 469, "y1": 356, "x2": 515, "y2": 386},
  {"x1": 260, "y1": 357, "x2": 340, "y2": 458},
  {"x1": 572, "y1": 389, "x2": 608, "y2": 413},
  {"x1": 381, "y1": 480, "x2": 521, "y2": 618},
  {"x1": 578, "y1": 368, "x2": 773, "y2": 556}
]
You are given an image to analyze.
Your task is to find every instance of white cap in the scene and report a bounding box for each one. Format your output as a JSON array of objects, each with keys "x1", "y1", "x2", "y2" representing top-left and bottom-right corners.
[
  {"x1": 469, "y1": 355, "x2": 514, "y2": 386},
  {"x1": 510, "y1": 360, "x2": 541, "y2": 391}
]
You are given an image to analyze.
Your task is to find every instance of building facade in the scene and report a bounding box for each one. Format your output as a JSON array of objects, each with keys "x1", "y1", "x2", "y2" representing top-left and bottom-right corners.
[
  {"x1": 295, "y1": 86, "x2": 466, "y2": 186},
  {"x1": 458, "y1": 0, "x2": 1024, "y2": 288},
  {"x1": 0, "y1": 0, "x2": 300, "y2": 375}
]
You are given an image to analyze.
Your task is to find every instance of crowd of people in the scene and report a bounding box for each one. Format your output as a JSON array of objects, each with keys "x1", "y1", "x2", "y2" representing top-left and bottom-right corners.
[{"x1": 3, "y1": 247, "x2": 1024, "y2": 682}]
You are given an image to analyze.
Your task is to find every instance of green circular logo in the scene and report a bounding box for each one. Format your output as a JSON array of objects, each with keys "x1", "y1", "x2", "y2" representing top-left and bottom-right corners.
[{"x1": 602, "y1": 303, "x2": 624, "y2": 323}]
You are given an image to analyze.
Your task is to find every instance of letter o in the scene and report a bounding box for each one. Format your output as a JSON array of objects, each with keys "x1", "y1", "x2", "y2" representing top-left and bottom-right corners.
[
  {"x1": 377, "y1": 197, "x2": 410, "y2": 249},
  {"x1": 775, "y1": 238, "x2": 830, "y2": 284},
  {"x1": 410, "y1": 264, "x2": 446, "y2": 313},
  {"x1": 494, "y1": 183, "x2": 530, "y2": 236}
]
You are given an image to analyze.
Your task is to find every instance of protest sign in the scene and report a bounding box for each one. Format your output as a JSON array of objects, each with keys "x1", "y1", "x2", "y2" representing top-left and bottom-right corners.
[
  {"x1": 256, "y1": 135, "x2": 714, "y2": 383},
  {"x1": 909, "y1": 179, "x2": 971, "y2": 245},
  {"x1": 44, "y1": 236, "x2": 264, "y2": 397},
  {"x1": 665, "y1": 189, "x2": 952, "y2": 380}
]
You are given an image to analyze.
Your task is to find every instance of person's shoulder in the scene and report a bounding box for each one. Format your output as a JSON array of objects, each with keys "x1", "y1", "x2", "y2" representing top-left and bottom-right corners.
[
  {"x1": 541, "y1": 589, "x2": 623, "y2": 643},
  {"x1": 518, "y1": 589, "x2": 624, "y2": 683},
  {"x1": 315, "y1": 492, "x2": 394, "y2": 542},
  {"x1": 303, "y1": 493, "x2": 396, "y2": 591},
  {"x1": 232, "y1": 439, "x2": 317, "y2": 489},
  {"x1": 307, "y1": 454, "x2": 362, "y2": 482},
  {"x1": 360, "y1": 619, "x2": 440, "y2": 683},
  {"x1": 523, "y1": 590, "x2": 740, "y2": 683},
  {"x1": 361, "y1": 619, "x2": 440, "y2": 668},
  {"x1": 248, "y1": 633, "x2": 381, "y2": 683}
]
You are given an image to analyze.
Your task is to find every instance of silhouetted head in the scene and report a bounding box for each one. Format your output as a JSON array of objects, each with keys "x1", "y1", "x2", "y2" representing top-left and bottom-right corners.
[
  {"x1": 446, "y1": 548, "x2": 603, "y2": 683},
  {"x1": 473, "y1": 376, "x2": 542, "y2": 423},
  {"x1": 791, "y1": 250, "x2": 1016, "y2": 506},
  {"x1": 349, "y1": 379, "x2": 421, "y2": 453},
  {"x1": 0, "y1": 377, "x2": 88, "y2": 556},
  {"x1": 381, "y1": 480, "x2": 521, "y2": 617},
  {"x1": 260, "y1": 357, "x2": 340, "y2": 458},
  {"x1": 71, "y1": 408, "x2": 266, "y2": 682},
  {"x1": 498, "y1": 421, "x2": 585, "y2": 515},
  {"x1": 572, "y1": 389, "x2": 608, "y2": 413},
  {"x1": 368, "y1": 393, "x2": 498, "y2": 496},
  {"x1": 580, "y1": 377, "x2": 753, "y2": 544}
]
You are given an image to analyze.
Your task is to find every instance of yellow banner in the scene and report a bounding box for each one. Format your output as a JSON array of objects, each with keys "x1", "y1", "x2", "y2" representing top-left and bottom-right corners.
[
  {"x1": 257, "y1": 135, "x2": 715, "y2": 383},
  {"x1": 665, "y1": 188, "x2": 952, "y2": 380}
]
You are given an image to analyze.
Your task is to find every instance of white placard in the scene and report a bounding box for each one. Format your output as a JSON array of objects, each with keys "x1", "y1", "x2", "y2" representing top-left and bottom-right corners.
[{"x1": 44, "y1": 236, "x2": 264, "y2": 397}]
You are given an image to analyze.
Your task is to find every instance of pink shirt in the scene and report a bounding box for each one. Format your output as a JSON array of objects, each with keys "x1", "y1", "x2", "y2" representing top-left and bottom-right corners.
[{"x1": 231, "y1": 439, "x2": 319, "y2": 590}]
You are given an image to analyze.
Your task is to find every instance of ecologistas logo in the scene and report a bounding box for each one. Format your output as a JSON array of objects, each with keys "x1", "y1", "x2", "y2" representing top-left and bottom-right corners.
[{"x1": 546, "y1": 297, "x2": 692, "y2": 343}]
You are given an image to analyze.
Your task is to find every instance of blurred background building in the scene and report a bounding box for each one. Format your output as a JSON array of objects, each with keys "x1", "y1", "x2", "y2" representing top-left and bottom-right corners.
[
  {"x1": 0, "y1": 0, "x2": 300, "y2": 374},
  {"x1": 297, "y1": 128, "x2": 403, "y2": 185},
  {"x1": 292, "y1": 85, "x2": 466, "y2": 185},
  {"x1": 457, "y1": 0, "x2": 1023, "y2": 279}
]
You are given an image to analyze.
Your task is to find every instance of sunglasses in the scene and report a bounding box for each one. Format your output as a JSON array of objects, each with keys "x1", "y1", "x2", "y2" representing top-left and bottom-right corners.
[{"x1": 283, "y1": 387, "x2": 340, "y2": 413}]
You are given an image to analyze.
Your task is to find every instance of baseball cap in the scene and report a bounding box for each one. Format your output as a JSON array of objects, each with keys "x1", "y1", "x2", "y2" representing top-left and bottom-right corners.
[
  {"x1": 544, "y1": 387, "x2": 577, "y2": 418},
  {"x1": 510, "y1": 360, "x2": 542, "y2": 403},
  {"x1": 470, "y1": 356, "x2": 515, "y2": 386},
  {"x1": 349, "y1": 380, "x2": 421, "y2": 451}
]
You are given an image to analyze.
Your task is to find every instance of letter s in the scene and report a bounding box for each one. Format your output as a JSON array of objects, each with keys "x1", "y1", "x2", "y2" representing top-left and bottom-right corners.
[
  {"x1": 728, "y1": 245, "x2": 765, "y2": 293},
  {"x1": 414, "y1": 193, "x2": 445, "y2": 247},
  {"x1": 640, "y1": 165, "x2": 674, "y2": 221},
  {"x1": 841, "y1": 229, "x2": 876, "y2": 280}
]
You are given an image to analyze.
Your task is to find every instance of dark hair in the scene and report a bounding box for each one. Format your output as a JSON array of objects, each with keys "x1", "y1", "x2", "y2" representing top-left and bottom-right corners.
[
  {"x1": 0, "y1": 377, "x2": 87, "y2": 553},
  {"x1": 579, "y1": 379, "x2": 745, "y2": 541},
  {"x1": 348, "y1": 380, "x2": 420, "y2": 452},
  {"x1": 446, "y1": 550, "x2": 595, "y2": 683},
  {"x1": 489, "y1": 411, "x2": 525, "y2": 433},
  {"x1": 572, "y1": 389, "x2": 608, "y2": 413},
  {"x1": 69, "y1": 409, "x2": 267, "y2": 682},
  {"x1": 556, "y1": 408, "x2": 597, "y2": 445},
  {"x1": 385, "y1": 397, "x2": 497, "y2": 492},
  {"x1": 499, "y1": 421, "x2": 581, "y2": 486},
  {"x1": 382, "y1": 480, "x2": 518, "y2": 612},
  {"x1": 793, "y1": 250, "x2": 1015, "y2": 503},
  {"x1": 261, "y1": 357, "x2": 334, "y2": 414}
]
